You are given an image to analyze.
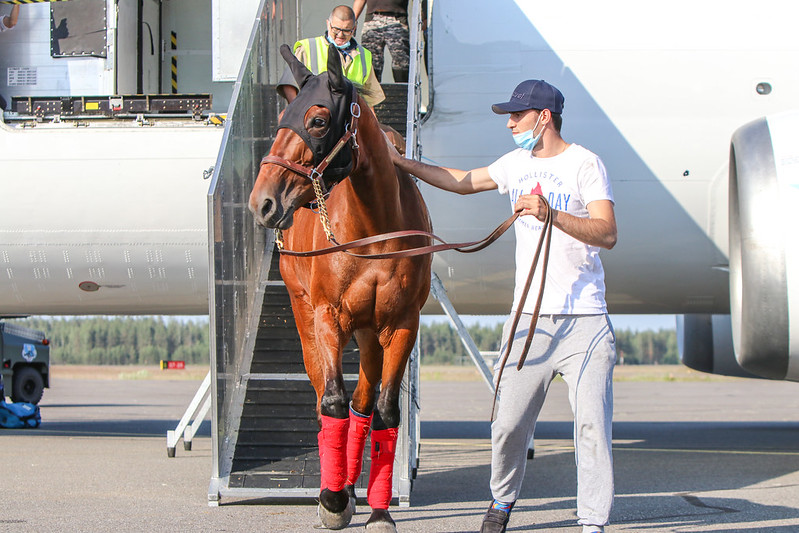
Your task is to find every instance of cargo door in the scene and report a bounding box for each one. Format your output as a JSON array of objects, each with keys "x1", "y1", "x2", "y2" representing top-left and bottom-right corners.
[
  {"x1": 116, "y1": 0, "x2": 160, "y2": 94},
  {"x1": 160, "y1": 0, "x2": 212, "y2": 95}
]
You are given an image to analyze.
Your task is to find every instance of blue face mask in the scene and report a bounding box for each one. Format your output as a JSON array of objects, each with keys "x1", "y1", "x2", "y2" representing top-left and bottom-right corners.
[
  {"x1": 326, "y1": 34, "x2": 351, "y2": 50},
  {"x1": 512, "y1": 113, "x2": 543, "y2": 151}
]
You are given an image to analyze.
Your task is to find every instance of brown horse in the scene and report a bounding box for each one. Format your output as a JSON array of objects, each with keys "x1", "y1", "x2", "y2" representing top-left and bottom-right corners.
[{"x1": 248, "y1": 44, "x2": 431, "y2": 531}]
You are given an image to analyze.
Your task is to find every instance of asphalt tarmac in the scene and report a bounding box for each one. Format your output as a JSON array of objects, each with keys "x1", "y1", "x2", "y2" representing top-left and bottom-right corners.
[{"x1": 2, "y1": 372, "x2": 798, "y2": 532}]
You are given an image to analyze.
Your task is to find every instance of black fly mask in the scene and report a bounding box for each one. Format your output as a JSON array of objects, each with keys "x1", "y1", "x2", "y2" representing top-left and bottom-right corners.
[{"x1": 277, "y1": 43, "x2": 356, "y2": 187}]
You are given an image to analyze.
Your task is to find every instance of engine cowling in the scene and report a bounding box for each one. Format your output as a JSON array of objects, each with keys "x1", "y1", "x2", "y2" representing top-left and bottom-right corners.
[
  {"x1": 728, "y1": 111, "x2": 799, "y2": 381},
  {"x1": 677, "y1": 314, "x2": 757, "y2": 378}
]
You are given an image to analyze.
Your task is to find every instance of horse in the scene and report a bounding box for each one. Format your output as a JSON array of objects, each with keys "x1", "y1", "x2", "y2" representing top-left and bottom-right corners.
[{"x1": 248, "y1": 44, "x2": 432, "y2": 532}]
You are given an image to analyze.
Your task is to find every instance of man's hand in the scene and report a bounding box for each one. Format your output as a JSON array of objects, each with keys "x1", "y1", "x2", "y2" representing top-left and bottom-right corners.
[
  {"x1": 515, "y1": 196, "x2": 617, "y2": 249},
  {"x1": 514, "y1": 194, "x2": 550, "y2": 222},
  {"x1": 383, "y1": 130, "x2": 403, "y2": 164}
]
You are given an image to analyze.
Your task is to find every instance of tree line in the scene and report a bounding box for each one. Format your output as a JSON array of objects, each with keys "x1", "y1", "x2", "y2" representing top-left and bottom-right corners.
[
  {"x1": 419, "y1": 321, "x2": 679, "y2": 365},
  {"x1": 6, "y1": 317, "x2": 679, "y2": 366},
  {"x1": 8, "y1": 316, "x2": 209, "y2": 365}
]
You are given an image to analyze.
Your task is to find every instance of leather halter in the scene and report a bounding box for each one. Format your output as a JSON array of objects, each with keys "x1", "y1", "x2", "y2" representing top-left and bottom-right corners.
[{"x1": 260, "y1": 84, "x2": 360, "y2": 195}]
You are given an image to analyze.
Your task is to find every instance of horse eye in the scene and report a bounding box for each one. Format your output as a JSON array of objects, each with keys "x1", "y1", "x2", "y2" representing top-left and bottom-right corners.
[{"x1": 304, "y1": 110, "x2": 329, "y2": 138}]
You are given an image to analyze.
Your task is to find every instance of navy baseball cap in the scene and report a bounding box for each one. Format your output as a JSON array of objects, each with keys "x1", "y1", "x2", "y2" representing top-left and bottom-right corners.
[{"x1": 491, "y1": 79, "x2": 564, "y2": 115}]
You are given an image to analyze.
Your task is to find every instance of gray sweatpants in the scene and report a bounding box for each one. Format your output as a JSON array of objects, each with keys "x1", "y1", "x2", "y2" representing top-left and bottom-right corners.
[{"x1": 491, "y1": 313, "x2": 616, "y2": 527}]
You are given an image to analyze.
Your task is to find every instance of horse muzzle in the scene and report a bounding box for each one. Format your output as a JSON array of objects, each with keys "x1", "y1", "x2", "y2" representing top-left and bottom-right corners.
[{"x1": 249, "y1": 190, "x2": 296, "y2": 230}]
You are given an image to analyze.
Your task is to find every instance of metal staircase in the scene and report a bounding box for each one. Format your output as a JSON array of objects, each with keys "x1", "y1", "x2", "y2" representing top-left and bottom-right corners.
[
  {"x1": 206, "y1": 0, "x2": 426, "y2": 506},
  {"x1": 225, "y1": 254, "x2": 369, "y2": 494}
]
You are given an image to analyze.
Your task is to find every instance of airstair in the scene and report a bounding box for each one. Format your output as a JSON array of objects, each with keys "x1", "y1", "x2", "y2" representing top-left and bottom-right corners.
[
  {"x1": 222, "y1": 253, "x2": 368, "y2": 495},
  {"x1": 205, "y1": 0, "x2": 427, "y2": 506}
]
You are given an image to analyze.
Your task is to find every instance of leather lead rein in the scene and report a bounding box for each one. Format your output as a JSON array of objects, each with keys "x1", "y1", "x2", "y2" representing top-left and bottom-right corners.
[
  {"x1": 276, "y1": 211, "x2": 520, "y2": 259},
  {"x1": 490, "y1": 198, "x2": 552, "y2": 420}
]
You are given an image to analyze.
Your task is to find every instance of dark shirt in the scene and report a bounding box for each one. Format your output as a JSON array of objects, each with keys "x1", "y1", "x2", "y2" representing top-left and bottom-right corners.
[{"x1": 365, "y1": 0, "x2": 407, "y2": 16}]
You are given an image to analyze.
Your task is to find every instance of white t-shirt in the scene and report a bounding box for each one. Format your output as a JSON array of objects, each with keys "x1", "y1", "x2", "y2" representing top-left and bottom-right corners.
[{"x1": 488, "y1": 144, "x2": 614, "y2": 315}]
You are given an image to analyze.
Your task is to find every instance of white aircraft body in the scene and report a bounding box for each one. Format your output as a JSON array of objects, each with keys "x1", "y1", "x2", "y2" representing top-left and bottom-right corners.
[
  {"x1": 1, "y1": 0, "x2": 798, "y2": 381},
  {"x1": 0, "y1": 0, "x2": 234, "y2": 314},
  {"x1": 417, "y1": 1, "x2": 799, "y2": 381}
]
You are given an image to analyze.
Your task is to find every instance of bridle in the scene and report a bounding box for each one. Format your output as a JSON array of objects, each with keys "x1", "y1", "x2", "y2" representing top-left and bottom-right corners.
[{"x1": 260, "y1": 83, "x2": 361, "y2": 244}]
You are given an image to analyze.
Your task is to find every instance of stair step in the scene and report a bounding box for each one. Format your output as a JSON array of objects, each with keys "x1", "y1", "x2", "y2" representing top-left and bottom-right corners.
[{"x1": 229, "y1": 253, "x2": 371, "y2": 490}]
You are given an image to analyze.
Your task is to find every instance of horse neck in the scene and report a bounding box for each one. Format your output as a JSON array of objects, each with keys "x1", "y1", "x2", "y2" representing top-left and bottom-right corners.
[{"x1": 345, "y1": 104, "x2": 403, "y2": 231}]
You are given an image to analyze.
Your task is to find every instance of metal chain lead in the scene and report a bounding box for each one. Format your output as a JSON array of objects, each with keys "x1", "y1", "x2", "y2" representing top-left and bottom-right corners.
[
  {"x1": 272, "y1": 176, "x2": 334, "y2": 252},
  {"x1": 311, "y1": 174, "x2": 336, "y2": 243}
]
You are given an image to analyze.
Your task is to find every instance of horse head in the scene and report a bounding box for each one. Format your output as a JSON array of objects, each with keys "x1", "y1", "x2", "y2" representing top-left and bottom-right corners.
[{"x1": 249, "y1": 43, "x2": 357, "y2": 229}]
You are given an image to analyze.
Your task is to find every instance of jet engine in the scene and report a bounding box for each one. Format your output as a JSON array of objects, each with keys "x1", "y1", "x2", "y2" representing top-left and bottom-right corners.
[
  {"x1": 681, "y1": 111, "x2": 799, "y2": 382},
  {"x1": 677, "y1": 314, "x2": 756, "y2": 378},
  {"x1": 729, "y1": 112, "x2": 799, "y2": 381}
]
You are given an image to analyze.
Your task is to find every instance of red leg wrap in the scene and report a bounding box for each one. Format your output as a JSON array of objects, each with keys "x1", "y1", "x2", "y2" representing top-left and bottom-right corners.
[
  {"x1": 367, "y1": 427, "x2": 399, "y2": 510},
  {"x1": 346, "y1": 408, "x2": 373, "y2": 486},
  {"x1": 318, "y1": 414, "x2": 350, "y2": 492}
]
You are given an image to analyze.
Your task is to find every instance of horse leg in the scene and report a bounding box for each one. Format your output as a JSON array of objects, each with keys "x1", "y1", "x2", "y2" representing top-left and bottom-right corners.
[
  {"x1": 345, "y1": 406, "x2": 372, "y2": 513},
  {"x1": 365, "y1": 419, "x2": 399, "y2": 532},
  {"x1": 345, "y1": 330, "x2": 383, "y2": 511},
  {"x1": 292, "y1": 298, "x2": 353, "y2": 530},
  {"x1": 317, "y1": 386, "x2": 353, "y2": 530},
  {"x1": 365, "y1": 325, "x2": 419, "y2": 532}
]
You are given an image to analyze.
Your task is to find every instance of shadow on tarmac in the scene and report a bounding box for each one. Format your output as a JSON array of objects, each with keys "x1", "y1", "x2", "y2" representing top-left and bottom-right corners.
[
  {"x1": 418, "y1": 418, "x2": 799, "y2": 531},
  {"x1": 3, "y1": 418, "x2": 212, "y2": 438}
]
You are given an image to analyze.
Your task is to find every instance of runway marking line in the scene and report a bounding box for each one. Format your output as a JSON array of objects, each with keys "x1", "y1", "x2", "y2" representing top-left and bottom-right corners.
[
  {"x1": 421, "y1": 439, "x2": 799, "y2": 457},
  {"x1": 614, "y1": 446, "x2": 799, "y2": 457}
]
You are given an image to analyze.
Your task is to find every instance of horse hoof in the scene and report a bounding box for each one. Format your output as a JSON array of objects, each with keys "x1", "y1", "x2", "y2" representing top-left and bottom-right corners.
[
  {"x1": 365, "y1": 509, "x2": 397, "y2": 532},
  {"x1": 316, "y1": 499, "x2": 353, "y2": 530},
  {"x1": 346, "y1": 484, "x2": 357, "y2": 515}
]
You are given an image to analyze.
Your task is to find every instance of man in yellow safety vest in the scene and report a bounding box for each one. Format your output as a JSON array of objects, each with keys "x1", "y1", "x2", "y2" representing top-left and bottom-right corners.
[{"x1": 277, "y1": 5, "x2": 385, "y2": 107}]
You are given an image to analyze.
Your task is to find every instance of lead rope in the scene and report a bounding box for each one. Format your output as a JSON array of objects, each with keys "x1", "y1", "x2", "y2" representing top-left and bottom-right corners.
[{"x1": 490, "y1": 196, "x2": 553, "y2": 421}]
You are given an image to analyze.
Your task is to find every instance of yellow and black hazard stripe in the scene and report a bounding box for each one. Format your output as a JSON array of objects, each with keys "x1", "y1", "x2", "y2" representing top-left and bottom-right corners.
[
  {"x1": 0, "y1": 0, "x2": 72, "y2": 4},
  {"x1": 170, "y1": 31, "x2": 177, "y2": 94}
]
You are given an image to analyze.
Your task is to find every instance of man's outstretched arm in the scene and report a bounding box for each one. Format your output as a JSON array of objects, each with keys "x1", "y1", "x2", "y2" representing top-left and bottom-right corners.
[{"x1": 388, "y1": 140, "x2": 497, "y2": 195}]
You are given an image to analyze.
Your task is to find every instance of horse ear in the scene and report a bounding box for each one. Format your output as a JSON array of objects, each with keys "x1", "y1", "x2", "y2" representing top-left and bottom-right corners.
[
  {"x1": 326, "y1": 43, "x2": 347, "y2": 93},
  {"x1": 280, "y1": 43, "x2": 313, "y2": 88}
]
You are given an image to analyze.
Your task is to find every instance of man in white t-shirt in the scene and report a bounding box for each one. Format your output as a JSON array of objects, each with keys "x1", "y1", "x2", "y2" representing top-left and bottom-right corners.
[{"x1": 389, "y1": 79, "x2": 617, "y2": 533}]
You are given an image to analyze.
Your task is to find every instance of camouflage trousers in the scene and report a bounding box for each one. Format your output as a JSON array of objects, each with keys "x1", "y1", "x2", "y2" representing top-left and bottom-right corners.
[{"x1": 361, "y1": 14, "x2": 410, "y2": 82}]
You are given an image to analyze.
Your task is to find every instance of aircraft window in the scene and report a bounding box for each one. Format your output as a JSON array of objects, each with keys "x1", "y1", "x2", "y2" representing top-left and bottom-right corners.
[{"x1": 50, "y1": 0, "x2": 107, "y2": 58}]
